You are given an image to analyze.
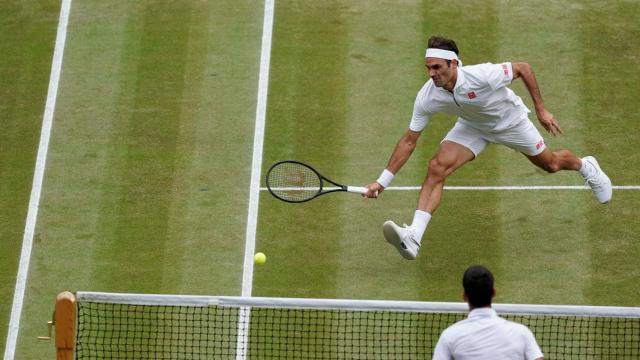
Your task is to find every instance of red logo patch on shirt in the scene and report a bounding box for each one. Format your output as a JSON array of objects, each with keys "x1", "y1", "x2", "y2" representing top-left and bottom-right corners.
[
  {"x1": 467, "y1": 91, "x2": 476, "y2": 99},
  {"x1": 535, "y1": 140, "x2": 545, "y2": 150},
  {"x1": 502, "y1": 64, "x2": 509, "y2": 76}
]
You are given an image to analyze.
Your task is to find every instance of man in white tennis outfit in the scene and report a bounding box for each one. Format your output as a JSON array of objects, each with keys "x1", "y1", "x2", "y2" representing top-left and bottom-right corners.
[
  {"x1": 432, "y1": 265, "x2": 544, "y2": 360},
  {"x1": 364, "y1": 36, "x2": 612, "y2": 260}
]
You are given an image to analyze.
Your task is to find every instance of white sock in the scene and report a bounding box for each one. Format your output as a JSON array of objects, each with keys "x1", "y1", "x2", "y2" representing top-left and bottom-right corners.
[
  {"x1": 409, "y1": 210, "x2": 431, "y2": 243},
  {"x1": 579, "y1": 158, "x2": 596, "y2": 178}
]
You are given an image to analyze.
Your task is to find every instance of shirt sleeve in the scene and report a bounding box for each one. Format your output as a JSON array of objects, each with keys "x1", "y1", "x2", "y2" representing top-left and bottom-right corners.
[
  {"x1": 432, "y1": 332, "x2": 453, "y2": 360},
  {"x1": 409, "y1": 85, "x2": 432, "y2": 132},
  {"x1": 522, "y1": 327, "x2": 544, "y2": 360},
  {"x1": 484, "y1": 62, "x2": 513, "y2": 90}
]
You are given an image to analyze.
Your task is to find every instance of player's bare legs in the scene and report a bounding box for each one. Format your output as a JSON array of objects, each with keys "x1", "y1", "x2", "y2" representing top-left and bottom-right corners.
[
  {"x1": 382, "y1": 141, "x2": 475, "y2": 259},
  {"x1": 525, "y1": 147, "x2": 581, "y2": 173},
  {"x1": 526, "y1": 147, "x2": 612, "y2": 203},
  {"x1": 418, "y1": 141, "x2": 476, "y2": 213}
]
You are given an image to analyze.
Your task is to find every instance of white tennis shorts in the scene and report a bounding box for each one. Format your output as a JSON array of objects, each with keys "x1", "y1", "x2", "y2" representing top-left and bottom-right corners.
[{"x1": 443, "y1": 118, "x2": 546, "y2": 157}]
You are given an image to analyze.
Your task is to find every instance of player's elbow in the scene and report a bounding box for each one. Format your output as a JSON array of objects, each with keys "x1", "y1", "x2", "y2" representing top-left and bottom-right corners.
[
  {"x1": 401, "y1": 131, "x2": 420, "y2": 149},
  {"x1": 512, "y1": 62, "x2": 532, "y2": 79},
  {"x1": 402, "y1": 138, "x2": 417, "y2": 151}
]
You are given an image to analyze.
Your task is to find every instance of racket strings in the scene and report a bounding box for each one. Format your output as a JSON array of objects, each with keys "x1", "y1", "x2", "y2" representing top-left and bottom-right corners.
[{"x1": 267, "y1": 162, "x2": 322, "y2": 202}]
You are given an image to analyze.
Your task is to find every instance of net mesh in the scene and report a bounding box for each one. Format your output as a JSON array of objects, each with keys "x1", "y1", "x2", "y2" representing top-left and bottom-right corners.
[
  {"x1": 75, "y1": 298, "x2": 640, "y2": 359},
  {"x1": 266, "y1": 162, "x2": 321, "y2": 202}
]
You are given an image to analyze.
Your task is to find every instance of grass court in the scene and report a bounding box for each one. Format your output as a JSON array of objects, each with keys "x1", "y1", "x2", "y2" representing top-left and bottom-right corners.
[{"x1": 1, "y1": 1, "x2": 639, "y2": 358}]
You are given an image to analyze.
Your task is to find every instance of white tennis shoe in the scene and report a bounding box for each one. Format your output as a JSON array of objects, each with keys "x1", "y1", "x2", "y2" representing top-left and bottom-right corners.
[
  {"x1": 582, "y1": 156, "x2": 612, "y2": 204},
  {"x1": 383, "y1": 221, "x2": 420, "y2": 260}
]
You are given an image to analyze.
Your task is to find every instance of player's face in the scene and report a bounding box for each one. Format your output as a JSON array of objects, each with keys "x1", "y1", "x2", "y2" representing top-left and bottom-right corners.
[{"x1": 425, "y1": 58, "x2": 455, "y2": 88}]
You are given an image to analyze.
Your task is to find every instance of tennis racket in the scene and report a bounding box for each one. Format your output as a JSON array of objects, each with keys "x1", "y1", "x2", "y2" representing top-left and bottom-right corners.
[{"x1": 266, "y1": 160, "x2": 369, "y2": 203}]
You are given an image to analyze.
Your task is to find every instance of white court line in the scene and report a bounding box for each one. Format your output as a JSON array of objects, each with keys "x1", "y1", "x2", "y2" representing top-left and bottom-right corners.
[
  {"x1": 237, "y1": 1, "x2": 274, "y2": 359},
  {"x1": 261, "y1": 185, "x2": 640, "y2": 191},
  {"x1": 3, "y1": 1, "x2": 72, "y2": 359},
  {"x1": 242, "y1": 0, "x2": 274, "y2": 299}
]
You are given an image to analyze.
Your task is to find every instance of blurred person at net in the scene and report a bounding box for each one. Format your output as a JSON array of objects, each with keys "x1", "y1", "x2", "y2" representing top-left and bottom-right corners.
[{"x1": 432, "y1": 265, "x2": 544, "y2": 360}]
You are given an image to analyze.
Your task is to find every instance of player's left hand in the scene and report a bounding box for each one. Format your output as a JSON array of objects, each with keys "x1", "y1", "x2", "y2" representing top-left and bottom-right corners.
[{"x1": 537, "y1": 108, "x2": 564, "y2": 136}]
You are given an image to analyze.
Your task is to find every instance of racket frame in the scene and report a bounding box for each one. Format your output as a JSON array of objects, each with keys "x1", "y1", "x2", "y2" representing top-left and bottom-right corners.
[{"x1": 266, "y1": 160, "x2": 365, "y2": 203}]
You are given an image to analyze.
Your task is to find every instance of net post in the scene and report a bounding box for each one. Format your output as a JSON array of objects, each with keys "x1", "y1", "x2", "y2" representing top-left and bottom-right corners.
[{"x1": 54, "y1": 291, "x2": 76, "y2": 360}]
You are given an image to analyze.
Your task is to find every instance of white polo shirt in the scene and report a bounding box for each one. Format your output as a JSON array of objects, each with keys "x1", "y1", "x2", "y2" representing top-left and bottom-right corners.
[
  {"x1": 409, "y1": 62, "x2": 531, "y2": 133},
  {"x1": 432, "y1": 308, "x2": 543, "y2": 360}
]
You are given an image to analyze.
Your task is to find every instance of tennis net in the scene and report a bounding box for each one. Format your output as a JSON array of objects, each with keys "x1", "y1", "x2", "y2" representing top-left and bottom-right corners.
[{"x1": 66, "y1": 291, "x2": 640, "y2": 359}]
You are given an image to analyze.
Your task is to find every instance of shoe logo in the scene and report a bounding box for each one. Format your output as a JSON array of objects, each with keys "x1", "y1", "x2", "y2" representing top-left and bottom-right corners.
[{"x1": 400, "y1": 242, "x2": 407, "y2": 250}]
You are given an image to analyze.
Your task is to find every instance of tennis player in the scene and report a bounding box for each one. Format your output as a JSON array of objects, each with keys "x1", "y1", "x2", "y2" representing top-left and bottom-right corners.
[
  {"x1": 364, "y1": 35, "x2": 612, "y2": 260},
  {"x1": 432, "y1": 265, "x2": 544, "y2": 360}
]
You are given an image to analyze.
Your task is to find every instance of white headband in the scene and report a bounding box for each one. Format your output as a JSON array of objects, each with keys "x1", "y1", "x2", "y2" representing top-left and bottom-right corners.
[{"x1": 425, "y1": 48, "x2": 462, "y2": 66}]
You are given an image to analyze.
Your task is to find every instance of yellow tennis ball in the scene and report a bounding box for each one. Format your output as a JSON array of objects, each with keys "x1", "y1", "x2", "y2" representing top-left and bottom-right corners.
[{"x1": 254, "y1": 252, "x2": 266, "y2": 265}]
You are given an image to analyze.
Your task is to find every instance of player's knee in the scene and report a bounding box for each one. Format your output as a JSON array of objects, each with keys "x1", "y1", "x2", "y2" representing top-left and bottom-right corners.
[
  {"x1": 541, "y1": 160, "x2": 561, "y2": 173},
  {"x1": 427, "y1": 158, "x2": 449, "y2": 180}
]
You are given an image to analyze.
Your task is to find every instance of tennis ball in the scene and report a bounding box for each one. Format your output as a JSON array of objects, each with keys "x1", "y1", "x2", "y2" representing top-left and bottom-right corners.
[{"x1": 254, "y1": 252, "x2": 266, "y2": 265}]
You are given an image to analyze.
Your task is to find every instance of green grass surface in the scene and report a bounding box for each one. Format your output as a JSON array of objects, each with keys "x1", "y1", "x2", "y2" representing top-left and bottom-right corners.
[
  {"x1": 0, "y1": 0, "x2": 59, "y2": 352},
  {"x1": 1, "y1": 0, "x2": 639, "y2": 358}
]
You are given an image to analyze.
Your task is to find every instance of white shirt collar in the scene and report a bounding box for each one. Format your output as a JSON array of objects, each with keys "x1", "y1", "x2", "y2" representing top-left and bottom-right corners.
[
  {"x1": 453, "y1": 67, "x2": 468, "y2": 93},
  {"x1": 467, "y1": 307, "x2": 498, "y2": 319},
  {"x1": 436, "y1": 67, "x2": 467, "y2": 94}
]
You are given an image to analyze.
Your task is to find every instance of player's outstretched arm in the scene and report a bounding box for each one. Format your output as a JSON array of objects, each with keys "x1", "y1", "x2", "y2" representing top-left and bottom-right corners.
[
  {"x1": 364, "y1": 130, "x2": 421, "y2": 198},
  {"x1": 512, "y1": 62, "x2": 564, "y2": 136}
]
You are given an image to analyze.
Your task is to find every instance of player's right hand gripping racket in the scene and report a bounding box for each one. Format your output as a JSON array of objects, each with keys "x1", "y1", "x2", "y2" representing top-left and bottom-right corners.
[{"x1": 266, "y1": 160, "x2": 369, "y2": 203}]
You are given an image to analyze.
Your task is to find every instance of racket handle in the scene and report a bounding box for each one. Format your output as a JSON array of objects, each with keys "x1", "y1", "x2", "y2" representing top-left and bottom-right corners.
[{"x1": 347, "y1": 186, "x2": 369, "y2": 194}]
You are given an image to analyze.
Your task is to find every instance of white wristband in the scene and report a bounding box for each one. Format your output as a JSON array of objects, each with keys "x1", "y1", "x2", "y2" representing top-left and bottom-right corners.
[{"x1": 376, "y1": 169, "x2": 395, "y2": 188}]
